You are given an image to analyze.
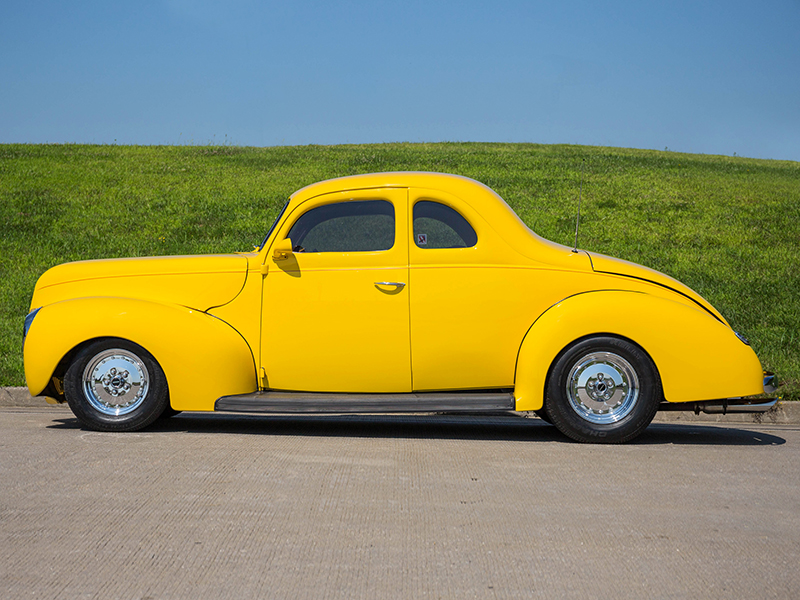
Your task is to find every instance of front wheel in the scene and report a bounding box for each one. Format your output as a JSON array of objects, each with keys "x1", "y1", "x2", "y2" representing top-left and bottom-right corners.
[
  {"x1": 64, "y1": 338, "x2": 169, "y2": 432},
  {"x1": 543, "y1": 336, "x2": 661, "y2": 443}
]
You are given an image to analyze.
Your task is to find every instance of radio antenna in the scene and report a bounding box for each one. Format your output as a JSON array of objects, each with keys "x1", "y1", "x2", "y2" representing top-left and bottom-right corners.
[{"x1": 572, "y1": 159, "x2": 585, "y2": 253}]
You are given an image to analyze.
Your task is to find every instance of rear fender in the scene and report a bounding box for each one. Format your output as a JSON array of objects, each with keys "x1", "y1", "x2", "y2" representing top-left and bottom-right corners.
[
  {"x1": 513, "y1": 290, "x2": 764, "y2": 411},
  {"x1": 24, "y1": 297, "x2": 257, "y2": 411}
]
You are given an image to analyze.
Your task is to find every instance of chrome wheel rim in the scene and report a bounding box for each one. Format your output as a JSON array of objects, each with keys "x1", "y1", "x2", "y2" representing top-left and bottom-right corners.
[
  {"x1": 82, "y1": 349, "x2": 149, "y2": 416},
  {"x1": 566, "y1": 351, "x2": 639, "y2": 424}
]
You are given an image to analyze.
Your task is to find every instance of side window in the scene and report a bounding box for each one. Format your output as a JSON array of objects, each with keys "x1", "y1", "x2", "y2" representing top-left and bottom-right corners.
[
  {"x1": 413, "y1": 201, "x2": 477, "y2": 249},
  {"x1": 286, "y1": 200, "x2": 394, "y2": 253}
]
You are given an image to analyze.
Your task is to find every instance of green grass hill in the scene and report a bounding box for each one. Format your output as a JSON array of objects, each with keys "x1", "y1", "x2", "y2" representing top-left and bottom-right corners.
[{"x1": 2, "y1": 142, "x2": 798, "y2": 399}]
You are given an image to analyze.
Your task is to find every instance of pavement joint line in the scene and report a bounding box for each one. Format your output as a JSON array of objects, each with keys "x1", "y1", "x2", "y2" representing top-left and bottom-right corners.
[{"x1": 1, "y1": 386, "x2": 797, "y2": 424}]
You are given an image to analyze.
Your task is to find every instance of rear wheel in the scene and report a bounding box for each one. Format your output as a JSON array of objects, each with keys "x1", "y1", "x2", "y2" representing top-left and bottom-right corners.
[
  {"x1": 64, "y1": 338, "x2": 169, "y2": 432},
  {"x1": 544, "y1": 336, "x2": 660, "y2": 443},
  {"x1": 158, "y1": 406, "x2": 182, "y2": 419}
]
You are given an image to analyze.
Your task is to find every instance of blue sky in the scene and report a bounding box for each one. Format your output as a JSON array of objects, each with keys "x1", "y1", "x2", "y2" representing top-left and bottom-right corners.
[{"x1": 2, "y1": 0, "x2": 798, "y2": 161}]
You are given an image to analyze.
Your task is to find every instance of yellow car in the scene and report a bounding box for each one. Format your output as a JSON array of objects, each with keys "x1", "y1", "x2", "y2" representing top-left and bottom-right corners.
[{"x1": 23, "y1": 172, "x2": 776, "y2": 443}]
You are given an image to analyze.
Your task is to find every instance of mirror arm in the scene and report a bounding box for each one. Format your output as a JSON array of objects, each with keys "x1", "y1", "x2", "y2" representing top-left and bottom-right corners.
[{"x1": 272, "y1": 238, "x2": 294, "y2": 261}]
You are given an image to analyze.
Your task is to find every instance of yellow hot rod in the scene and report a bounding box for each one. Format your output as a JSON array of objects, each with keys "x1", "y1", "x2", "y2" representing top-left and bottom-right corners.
[{"x1": 23, "y1": 172, "x2": 775, "y2": 442}]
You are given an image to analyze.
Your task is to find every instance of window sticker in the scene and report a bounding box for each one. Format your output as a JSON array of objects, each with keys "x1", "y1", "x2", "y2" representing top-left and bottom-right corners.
[{"x1": 417, "y1": 233, "x2": 427, "y2": 245}]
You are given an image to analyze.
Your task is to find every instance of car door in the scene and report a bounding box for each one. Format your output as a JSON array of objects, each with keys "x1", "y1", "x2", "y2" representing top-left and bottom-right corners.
[
  {"x1": 408, "y1": 188, "x2": 537, "y2": 391},
  {"x1": 261, "y1": 188, "x2": 411, "y2": 393}
]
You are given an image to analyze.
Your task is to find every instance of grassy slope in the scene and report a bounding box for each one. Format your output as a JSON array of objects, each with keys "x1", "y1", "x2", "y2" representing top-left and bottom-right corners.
[{"x1": 1, "y1": 143, "x2": 798, "y2": 398}]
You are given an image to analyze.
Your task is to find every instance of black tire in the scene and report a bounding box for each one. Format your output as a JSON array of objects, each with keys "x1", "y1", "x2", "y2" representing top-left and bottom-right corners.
[
  {"x1": 543, "y1": 336, "x2": 661, "y2": 444},
  {"x1": 534, "y1": 410, "x2": 552, "y2": 424},
  {"x1": 64, "y1": 338, "x2": 169, "y2": 432},
  {"x1": 158, "y1": 406, "x2": 182, "y2": 419}
]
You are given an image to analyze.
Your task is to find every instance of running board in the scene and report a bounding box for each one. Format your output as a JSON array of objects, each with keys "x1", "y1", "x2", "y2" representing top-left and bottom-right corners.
[{"x1": 215, "y1": 391, "x2": 515, "y2": 414}]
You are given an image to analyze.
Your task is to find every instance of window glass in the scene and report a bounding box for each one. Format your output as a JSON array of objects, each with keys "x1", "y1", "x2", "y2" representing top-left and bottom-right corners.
[
  {"x1": 413, "y1": 201, "x2": 477, "y2": 249},
  {"x1": 287, "y1": 200, "x2": 394, "y2": 253}
]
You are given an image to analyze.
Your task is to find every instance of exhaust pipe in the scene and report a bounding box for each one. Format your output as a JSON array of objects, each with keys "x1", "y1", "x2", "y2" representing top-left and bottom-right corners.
[{"x1": 659, "y1": 397, "x2": 778, "y2": 415}]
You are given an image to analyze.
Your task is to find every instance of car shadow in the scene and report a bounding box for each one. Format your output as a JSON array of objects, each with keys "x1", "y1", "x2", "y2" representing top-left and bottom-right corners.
[
  {"x1": 634, "y1": 422, "x2": 786, "y2": 446},
  {"x1": 48, "y1": 413, "x2": 786, "y2": 446}
]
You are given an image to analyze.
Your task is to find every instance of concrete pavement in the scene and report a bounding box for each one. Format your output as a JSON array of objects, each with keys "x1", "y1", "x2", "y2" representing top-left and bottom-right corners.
[
  {"x1": 1, "y1": 405, "x2": 799, "y2": 599},
  {"x1": 2, "y1": 386, "x2": 799, "y2": 423}
]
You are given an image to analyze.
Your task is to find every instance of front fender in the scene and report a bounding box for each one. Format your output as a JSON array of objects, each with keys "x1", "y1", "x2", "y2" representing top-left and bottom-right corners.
[
  {"x1": 513, "y1": 290, "x2": 764, "y2": 411},
  {"x1": 24, "y1": 297, "x2": 257, "y2": 411}
]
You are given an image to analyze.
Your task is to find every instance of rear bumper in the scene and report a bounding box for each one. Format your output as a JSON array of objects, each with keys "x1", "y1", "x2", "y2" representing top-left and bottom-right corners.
[
  {"x1": 659, "y1": 373, "x2": 779, "y2": 415},
  {"x1": 763, "y1": 373, "x2": 778, "y2": 394}
]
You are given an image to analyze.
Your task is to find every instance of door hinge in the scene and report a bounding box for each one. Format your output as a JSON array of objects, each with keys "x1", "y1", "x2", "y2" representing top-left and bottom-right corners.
[{"x1": 259, "y1": 367, "x2": 268, "y2": 388}]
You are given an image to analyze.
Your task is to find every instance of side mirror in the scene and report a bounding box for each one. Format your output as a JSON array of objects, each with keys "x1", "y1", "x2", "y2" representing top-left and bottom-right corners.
[{"x1": 272, "y1": 237, "x2": 294, "y2": 261}]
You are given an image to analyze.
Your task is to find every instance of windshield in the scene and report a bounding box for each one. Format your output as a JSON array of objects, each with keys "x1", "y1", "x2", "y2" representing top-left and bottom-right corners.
[{"x1": 259, "y1": 200, "x2": 290, "y2": 250}]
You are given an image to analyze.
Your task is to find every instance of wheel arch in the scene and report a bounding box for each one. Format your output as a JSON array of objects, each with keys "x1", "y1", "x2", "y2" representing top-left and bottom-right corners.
[
  {"x1": 541, "y1": 331, "x2": 662, "y2": 409},
  {"x1": 38, "y1": 336, "x2": 103, "y2": 403},
  {"x1": 24, "y1": 297, "x2": 258, "y2": 411},
  {"x1": 513, "y1": 290, "x2": 764, "y2": 411}
]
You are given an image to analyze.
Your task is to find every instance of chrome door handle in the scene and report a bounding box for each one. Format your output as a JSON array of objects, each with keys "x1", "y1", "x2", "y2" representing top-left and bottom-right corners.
[{"x1": 374, "y1": 281, "x2": 406, "y2": 287}]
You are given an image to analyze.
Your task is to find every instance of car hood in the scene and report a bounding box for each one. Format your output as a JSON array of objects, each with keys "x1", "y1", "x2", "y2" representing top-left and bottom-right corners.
[
  {"x1": 31, "y1": 254, "x2": 249, "y2": 312},
  {"x1": 587, "y1": 252, "x2": 727, "y2": 325}
]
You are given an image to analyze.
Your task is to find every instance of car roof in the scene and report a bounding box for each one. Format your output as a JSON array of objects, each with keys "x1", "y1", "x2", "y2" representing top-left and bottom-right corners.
[
  {"x1": 291, "y1": 172, "x2": 495, "y2": 201},
  {"x1": 289, "y1": 172, "x2": 522, "y2": 235}
]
